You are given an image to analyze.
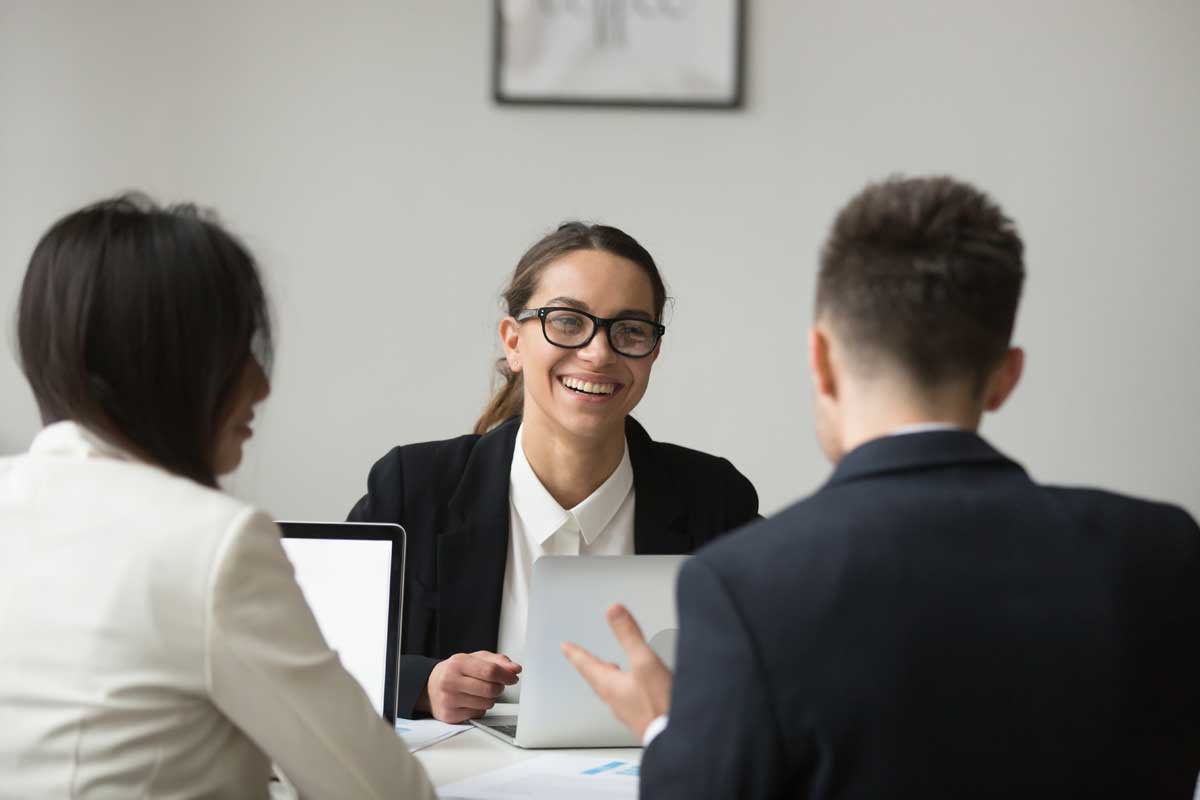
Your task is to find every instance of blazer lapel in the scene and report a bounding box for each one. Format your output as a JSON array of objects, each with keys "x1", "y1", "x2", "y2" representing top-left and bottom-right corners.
[
  {"x1": 436, "y1": 417, "x2": 521, "y2": 656},
  {"x1": 626, "y1": 417, "x2": 690, "y2": 554}
]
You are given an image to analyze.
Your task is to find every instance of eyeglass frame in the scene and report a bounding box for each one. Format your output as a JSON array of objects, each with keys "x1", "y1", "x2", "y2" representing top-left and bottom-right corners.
[{"x1": 514, "y1": 306, "x2": 666, "y2": 359}]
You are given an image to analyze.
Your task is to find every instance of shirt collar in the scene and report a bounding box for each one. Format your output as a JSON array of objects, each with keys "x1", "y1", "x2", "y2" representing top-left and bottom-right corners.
[
  {"x1": 886, "y1": 421, "x2": 964, "y2": 437},
  {"x1": 509, "y1": 424, "x2": 634, "y2": 547},
  {"x1": 28, "y1": 420, "x2": 137, "y2": 462}
]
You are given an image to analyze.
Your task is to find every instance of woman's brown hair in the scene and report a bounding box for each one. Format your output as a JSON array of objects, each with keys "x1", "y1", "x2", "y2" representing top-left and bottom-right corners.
[{"x1": 473, "y1": 222, "x2": 667, "y2": 435}]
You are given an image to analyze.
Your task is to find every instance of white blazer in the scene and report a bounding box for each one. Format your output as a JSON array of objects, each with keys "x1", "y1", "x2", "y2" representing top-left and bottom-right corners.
[{"x1": 0, "y1": 422, "x2": 436, "y2": 799}]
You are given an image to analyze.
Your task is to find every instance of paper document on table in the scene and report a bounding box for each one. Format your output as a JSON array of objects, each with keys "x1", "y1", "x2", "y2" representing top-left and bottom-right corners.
[
  {"x1": 438, "y1": 754, "x2": 640, "y2": 799},
  {"x1": 394, "y1": 717, "x2": 471, "y2": 752}
]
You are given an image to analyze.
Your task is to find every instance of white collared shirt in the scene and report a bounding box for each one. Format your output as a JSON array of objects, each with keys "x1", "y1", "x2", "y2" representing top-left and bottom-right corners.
[
  {"x1": 886, "y1": 422, "x2": 964, "y2": 436},
  {"x1": 496, "y1": 424, "x2": 635, "y2": 701}
]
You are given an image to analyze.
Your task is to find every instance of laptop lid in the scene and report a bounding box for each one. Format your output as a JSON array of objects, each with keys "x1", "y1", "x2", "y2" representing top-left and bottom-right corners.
[
  {"x1": 277, "y1": 521, "x2": 404, "y2": 724},
  {"x1": 511, "y1": 555, "x2": 687, "y2": 748}
]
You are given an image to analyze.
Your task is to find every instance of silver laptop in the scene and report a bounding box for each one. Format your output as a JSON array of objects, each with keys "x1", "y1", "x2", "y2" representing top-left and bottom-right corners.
[
  {"x1": 277, "y1": 521, "x2": 405, "y2": 724},
  {"x1": 471, "y1": 555, "x2": 687, "y2": 748}
]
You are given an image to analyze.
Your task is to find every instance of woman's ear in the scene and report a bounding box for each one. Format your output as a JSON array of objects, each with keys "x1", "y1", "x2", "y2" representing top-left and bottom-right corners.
[{"x1": 499, "y1": 316, "x2": 523, "y2": 374}]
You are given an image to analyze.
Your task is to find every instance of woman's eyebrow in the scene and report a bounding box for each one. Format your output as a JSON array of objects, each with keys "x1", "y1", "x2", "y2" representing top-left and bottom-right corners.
[
  {"x1": 545, "y1": 296, "x2": 654, "y2": 320},
  {"x1": 545, "y1": 295, "x2": 589, "y2": 310}
]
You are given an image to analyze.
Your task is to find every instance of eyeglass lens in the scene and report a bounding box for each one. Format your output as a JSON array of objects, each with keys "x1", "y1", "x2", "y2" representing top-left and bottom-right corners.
[{"x1": 543, "y1": 309, "x2": 657, "y2": 356}]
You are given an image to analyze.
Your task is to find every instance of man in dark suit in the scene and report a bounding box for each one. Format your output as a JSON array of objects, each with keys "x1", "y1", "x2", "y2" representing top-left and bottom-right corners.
[{"x1": 564, "y1": 175, "x2": 1200, "y2": 798}]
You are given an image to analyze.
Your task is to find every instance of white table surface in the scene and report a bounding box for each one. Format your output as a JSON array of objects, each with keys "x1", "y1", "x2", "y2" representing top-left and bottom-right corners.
[{"x1": 414, "y1": 704, "x2": 642, "y2": 788}]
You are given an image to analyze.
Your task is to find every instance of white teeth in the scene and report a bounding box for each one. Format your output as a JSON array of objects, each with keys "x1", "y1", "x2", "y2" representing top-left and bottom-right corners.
[{"x1": 561, "y1": 377, "x2": 615, "y2": 395}]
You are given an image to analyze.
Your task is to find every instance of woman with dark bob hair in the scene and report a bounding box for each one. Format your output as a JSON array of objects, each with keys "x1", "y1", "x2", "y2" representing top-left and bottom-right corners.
[
  {"x1": 0, "y1": 196, "x2": 435, "y2": 798},
  {"x1": 349, "y1": 222, "x2": 760, "y2": 723}
]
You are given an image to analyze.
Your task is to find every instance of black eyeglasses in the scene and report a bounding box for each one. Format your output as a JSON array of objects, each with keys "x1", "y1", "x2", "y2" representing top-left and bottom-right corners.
[{"x1": 515, "y1": 307, "x2": 665, "y2": 358}]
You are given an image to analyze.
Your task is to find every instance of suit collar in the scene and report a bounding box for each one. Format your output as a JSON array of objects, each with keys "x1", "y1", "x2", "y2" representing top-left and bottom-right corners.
[
  {"x1": 446, "y1": 416, "x2": 520, "y2": 525},
  {"x1": 436, "y1": 417, "x2": 520, "y2": 656},
  {"x1": 626, "y1": 417, "x2": 689, "y2": 554},
  {"x1": 829, "y1": 430, "x2": 1021, "y2": 486}
]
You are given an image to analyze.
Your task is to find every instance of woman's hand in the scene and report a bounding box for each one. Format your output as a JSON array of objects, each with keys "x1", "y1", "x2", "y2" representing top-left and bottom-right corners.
[{"x1": 419, "y1": 651, "x2": 522, "y2": 723}]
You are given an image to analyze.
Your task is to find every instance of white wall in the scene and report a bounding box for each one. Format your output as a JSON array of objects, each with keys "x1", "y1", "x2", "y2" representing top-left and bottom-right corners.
[{"x1": 2, "y1": 0, "x2": 1198, "y2": 522}]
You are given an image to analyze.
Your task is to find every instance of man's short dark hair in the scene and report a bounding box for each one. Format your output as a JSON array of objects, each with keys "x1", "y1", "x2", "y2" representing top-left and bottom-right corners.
[
  {"x1": 817, "y1": 176, "x2": 1025, "y2": 388},
  {"x1": 17, "y1": 193, "x2": 272, "y2": 487}
]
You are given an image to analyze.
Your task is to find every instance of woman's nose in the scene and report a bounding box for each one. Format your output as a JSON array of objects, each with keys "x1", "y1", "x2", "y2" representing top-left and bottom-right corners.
[{"x1": 578, "y1": 327, "x2": 618, "y2": 364}]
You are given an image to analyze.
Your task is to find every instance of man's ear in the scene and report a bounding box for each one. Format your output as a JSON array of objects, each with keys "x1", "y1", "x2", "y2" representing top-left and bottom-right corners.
[
  {"x1": 983, "y1": 347, "x2": 1024, "y2": 412},
  {"x1": 809, "y1": 325, "x2": 837, "y2": 400},
  {"x1": 499, "y1": 316, "x2": 523, "y2": 374}
]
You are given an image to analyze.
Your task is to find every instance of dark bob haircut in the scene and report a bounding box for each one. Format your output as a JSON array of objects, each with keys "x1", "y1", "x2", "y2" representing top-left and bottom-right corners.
[
  {"x1": 17, "y1": 193, "x2": 272, "y2": 487},
  {"x1": 817, "y1": 175, "x2": 1025, "y2": 389}
]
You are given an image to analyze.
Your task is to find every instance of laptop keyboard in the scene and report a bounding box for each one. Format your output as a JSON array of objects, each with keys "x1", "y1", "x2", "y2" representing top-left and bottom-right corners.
[{"x1": 492, "y1": 724, "x2": 518, "y2": 738}]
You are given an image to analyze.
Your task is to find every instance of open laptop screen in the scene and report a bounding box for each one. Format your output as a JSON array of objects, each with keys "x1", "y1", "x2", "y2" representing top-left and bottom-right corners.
[{"x1": 277, "y1": 522, "x2": 404, "y2": 723}]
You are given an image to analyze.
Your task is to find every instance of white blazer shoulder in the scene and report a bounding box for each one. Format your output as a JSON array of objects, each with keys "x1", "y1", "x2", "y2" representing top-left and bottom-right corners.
[{"x1": 0, "y1": 422, "x2": 434, "y2": 799}]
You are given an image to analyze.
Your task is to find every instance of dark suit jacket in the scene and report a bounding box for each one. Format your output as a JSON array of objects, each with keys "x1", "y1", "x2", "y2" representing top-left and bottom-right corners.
[
  {"x1": 348, "y1": 415, "x2": 759, "y2": 719},
  {"x1": 642, "y1": 431, "x2": 1200, "y2": 799}
]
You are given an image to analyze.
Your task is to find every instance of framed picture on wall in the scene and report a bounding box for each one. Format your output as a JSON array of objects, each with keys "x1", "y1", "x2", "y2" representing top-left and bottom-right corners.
[{"x1": 493, "y1": 0, "x2": 746, "y2": 109}]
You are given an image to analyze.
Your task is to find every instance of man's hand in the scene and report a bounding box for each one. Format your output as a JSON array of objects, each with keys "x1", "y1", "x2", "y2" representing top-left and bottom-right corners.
[
  {"x1": 418, "y1": 651, "x2": 521, "y2": 723},
  {"x1": 561, "y1": 604, "x2": 672, "y2": 741}
]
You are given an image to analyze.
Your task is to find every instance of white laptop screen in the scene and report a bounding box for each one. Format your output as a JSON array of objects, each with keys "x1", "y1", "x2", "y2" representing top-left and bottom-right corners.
[{"x1": 278, "y1": 524, "x2": 402, "y2": 721}]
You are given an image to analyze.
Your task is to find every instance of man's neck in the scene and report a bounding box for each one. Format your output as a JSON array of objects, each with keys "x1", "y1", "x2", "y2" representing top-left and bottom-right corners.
[
  {"x1": 519, "y1": 411, "x2": 626, "y2": 510},
  {"x1": 838, "y1": 395, "x2": 984, "y2": 457}
]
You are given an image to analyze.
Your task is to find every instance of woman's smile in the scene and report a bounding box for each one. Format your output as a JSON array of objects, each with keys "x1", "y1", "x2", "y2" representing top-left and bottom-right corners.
[{"x1": 557, "y1": 373, "x2": 625, "y2": 401}]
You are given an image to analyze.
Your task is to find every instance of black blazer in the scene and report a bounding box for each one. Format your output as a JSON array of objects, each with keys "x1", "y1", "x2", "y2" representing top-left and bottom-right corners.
[
  {"x1": 348, "y1": 415, "x2": 759, "y2": 718},
  {"x1": 642, "y1": 431, "x2": 1200, "y2": 799}
]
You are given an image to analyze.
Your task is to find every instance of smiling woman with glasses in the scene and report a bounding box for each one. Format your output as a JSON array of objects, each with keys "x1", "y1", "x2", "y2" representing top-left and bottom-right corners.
[{"x1": 347, "y1": 221, "x2": 760, "y2": 724}]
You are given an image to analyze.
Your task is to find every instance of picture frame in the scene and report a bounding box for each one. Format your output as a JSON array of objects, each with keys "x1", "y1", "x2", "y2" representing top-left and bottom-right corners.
[{"x1": 493, "y1": 0, "x2": 746, "y2": 109}]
